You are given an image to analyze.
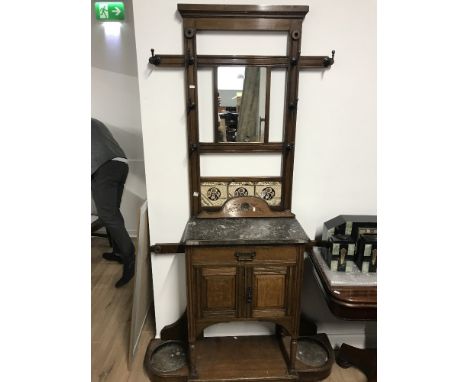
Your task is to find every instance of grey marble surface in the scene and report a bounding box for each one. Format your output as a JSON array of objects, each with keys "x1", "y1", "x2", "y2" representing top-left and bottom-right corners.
[
  {"x1": 182, "y1": 217, "x2": 309, "y2": 246},
  {"x1": 311, "y1": 247, "x2": 377, "y2": 287}
]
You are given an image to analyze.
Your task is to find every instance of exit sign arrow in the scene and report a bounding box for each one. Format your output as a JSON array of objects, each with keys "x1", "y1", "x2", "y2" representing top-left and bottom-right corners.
[{"x1": 95, "y1": 2, "x2": 125, "y2": 21}]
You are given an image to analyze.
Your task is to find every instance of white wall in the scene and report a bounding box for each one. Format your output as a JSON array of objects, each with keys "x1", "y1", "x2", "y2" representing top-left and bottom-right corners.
[
  {"x1": 91, "y1": 0, "x2": 147, "y2": 236},
  {"x1": 132, "y1": 0, "x2": 376, "y2": 344}
]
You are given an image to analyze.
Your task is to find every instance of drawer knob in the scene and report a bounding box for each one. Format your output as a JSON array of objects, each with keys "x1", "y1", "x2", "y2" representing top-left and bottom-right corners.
[{"x1": 235, "y1": 252, "x2": 256, "y2": 261}]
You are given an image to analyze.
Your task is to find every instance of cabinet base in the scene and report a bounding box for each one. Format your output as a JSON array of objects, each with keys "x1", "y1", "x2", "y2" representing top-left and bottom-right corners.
[
  {"x1": 190, "y1": 336, "x2": 295, "y2": 382},
  {"x1": 145, "y1": 334, "x2": 334, "y2": 382}
]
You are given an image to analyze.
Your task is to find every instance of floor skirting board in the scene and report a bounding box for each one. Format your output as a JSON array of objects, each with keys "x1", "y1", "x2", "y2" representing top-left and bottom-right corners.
[{"x1": 326, "y1": 333, "x2": 377, "y2": 349}]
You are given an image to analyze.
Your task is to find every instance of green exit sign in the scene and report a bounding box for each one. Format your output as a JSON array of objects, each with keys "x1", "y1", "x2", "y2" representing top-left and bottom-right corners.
[{"x1": 95, "y1": 2, "x2": 125, "y2": 21}]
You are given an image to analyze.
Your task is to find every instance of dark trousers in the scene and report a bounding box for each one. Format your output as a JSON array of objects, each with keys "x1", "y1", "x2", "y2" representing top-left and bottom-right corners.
[{"x1": 92, "y1": 161, "x2": 135, "y2": 262}]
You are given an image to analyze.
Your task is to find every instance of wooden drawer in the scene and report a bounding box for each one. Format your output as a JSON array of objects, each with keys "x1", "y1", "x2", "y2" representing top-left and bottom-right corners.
[{"x1": 190, "y1": 245, "x2": 298, "y2": 265}]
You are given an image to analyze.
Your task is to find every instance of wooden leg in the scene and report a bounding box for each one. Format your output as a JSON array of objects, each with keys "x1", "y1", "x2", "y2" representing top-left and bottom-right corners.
[
  {"x1": 188, "y1": 341, "x2": 198, "y2": 379},
  {"x1": 336, "y1": 343, "x2": 377, "y2": 382},
  {"x1": 289, "y1": 337, "x2": 297, "y2": 374}
]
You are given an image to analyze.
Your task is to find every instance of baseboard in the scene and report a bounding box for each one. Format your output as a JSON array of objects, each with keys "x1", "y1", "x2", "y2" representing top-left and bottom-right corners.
[
  {"x1": 203, "y1": 324, "x2": 376, "y2": 350},
  {"x1": 326, "y1": 332, "x2": 377, "y2": 349}
]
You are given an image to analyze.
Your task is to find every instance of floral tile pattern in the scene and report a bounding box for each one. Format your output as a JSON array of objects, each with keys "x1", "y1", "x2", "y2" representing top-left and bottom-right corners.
[
  {"x1": 228, "y1": 182, "x2": 255, "y2": 199},
  {"x1": 254, "y1": 181, "x2": 282, "y2": 206},
  {"x1": 201, "y1": 180, "x2": 282, "y2": 207},
  {"x1": 200, "y1": 182, "x2": 228, "y2": 207}
]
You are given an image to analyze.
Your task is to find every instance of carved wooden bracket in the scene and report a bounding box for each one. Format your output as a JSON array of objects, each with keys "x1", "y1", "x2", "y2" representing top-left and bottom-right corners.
[{"x1": 197, "y1": 196, "x2": 295, "y2": 218}]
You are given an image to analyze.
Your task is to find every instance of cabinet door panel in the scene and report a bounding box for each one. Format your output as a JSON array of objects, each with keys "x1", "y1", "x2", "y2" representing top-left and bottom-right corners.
[
  {"x1": 256, "y1": 274, "x2": 285, "y2": 308},
  {"x1": 197, "y1": 266, "x2": 239, "y2": 319},
  {"x1": 250, "y1": 266, "x2": 294, "y2": 318}
]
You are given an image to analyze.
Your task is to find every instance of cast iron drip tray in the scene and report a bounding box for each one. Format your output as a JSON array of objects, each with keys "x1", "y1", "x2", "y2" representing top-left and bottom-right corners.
[
  {"x1": 149, "y1": 340, "x2": 187, "y2": 373},
  {"x1": 296, "y1": 337, "x2": 329, "y2": 368}
]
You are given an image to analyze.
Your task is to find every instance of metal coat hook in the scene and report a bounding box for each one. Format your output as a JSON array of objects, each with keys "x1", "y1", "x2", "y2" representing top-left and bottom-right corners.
[
  {"x1": 149, "y1": 48, "x2": 161, "y2": 65},
  {"x1": 187, "y1": 100, "x2": 196, "y2": 112},
  {"x1": 186, "y1": 49, "x2": 195, "y2": 65},
  {"x1": 288, "y1": 98, "x2": 299, "y2": 110},
  {"x1": 323, "y1": 50, "x2": 335, "y2": 67}
]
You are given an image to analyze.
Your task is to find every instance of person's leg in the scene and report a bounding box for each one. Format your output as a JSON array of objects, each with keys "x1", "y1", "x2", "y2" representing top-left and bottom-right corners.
[
  {"x1": 102, "y1": 226, "x2": 122, "y2": 262},
  {"x1": 92, "y1": 161, "x2": 135, "y2": 287},
  {"x1": 102, "y1": 234, "x2": 123, "y2": 262},
  {"x1": 102, "y1": 161, "x2": 129, "y2": 262},
  {"x1": 112, "y1": 162, "x2": 135, "y2": 287}
]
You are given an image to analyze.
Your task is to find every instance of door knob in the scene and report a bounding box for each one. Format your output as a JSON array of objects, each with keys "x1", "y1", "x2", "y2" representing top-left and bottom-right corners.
[{"x1": 246, "y1": 287, "x2": 253, "y2": 304}]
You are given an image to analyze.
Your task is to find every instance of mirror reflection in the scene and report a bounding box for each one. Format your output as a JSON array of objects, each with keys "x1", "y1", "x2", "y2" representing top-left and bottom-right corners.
[{"x1": 215, "y1": 66, "x2": 267, "y2": 143}]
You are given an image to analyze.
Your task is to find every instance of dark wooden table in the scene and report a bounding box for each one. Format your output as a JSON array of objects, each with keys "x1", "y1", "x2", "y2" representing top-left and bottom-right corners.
[{"x1": 308, "y1": 247, "x2": 377, "y2": 382}]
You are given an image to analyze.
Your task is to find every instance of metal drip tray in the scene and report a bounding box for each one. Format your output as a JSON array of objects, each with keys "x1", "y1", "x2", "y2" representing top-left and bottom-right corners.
[
  {"x1": 296, "y1": 337, "x2": 329, "y2": 368},
  {"x1": 149, "y1": 341, "x2": 187, "y2": 373}
]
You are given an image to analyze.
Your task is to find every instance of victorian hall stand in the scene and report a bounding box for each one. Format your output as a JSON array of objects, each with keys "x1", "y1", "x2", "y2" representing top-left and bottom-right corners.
[
  {"x1": 307, "y1": 246, "x2": 377, "y2": 382},
  {"x1": 144, "y1": 4, "x2": 336, "y2": 382}
]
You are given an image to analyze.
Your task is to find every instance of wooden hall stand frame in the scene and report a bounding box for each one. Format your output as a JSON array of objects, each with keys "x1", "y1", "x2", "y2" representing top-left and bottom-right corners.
[
  {"x1": 145, "y1": 4, "x2": 335, "y2": 382},
  {"x1": 147, "y1": 3, "x2": 334, "y2": 217}
]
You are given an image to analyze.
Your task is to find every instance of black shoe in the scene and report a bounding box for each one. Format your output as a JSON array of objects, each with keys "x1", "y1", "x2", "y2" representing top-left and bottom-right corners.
[
  {"x1": 102, "y1": 252, "x2": 123, "y2": 263},
  {"x1": 115, "y1": 257, "x2": 135, "y2": 288}
]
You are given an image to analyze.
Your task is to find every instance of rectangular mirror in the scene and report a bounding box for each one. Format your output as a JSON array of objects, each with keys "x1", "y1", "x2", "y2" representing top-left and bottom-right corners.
[{"x1": 215, "y1": 66, "x2": 268, "y2": 143}]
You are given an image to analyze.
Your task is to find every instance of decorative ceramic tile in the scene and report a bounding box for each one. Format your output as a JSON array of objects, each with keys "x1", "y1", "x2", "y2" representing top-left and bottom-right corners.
[
  {"x1": 255, "y1": 181, "x2": 282, "y2": 206},
  {"x1": 228, "y1": 181, "x2": 255, "y2": 198},
  {"x1": 200, "y1": 182, "x2": 228, "y2": 207}
]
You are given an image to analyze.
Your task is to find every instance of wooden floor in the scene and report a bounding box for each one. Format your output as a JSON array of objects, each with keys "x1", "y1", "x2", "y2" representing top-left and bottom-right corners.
[
  {"x1": 92, "y1": 237, "x2": 154, "y2": 382},
  {"x1": 91, "y1": 237, "x2": 367, "y2": 382}
]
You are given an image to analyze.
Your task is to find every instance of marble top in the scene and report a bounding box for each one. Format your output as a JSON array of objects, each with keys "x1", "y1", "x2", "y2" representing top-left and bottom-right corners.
[
  {"x1": 311, "y1": 247, "x2": 377, "y2": 287},
  {"x1": 182, "y1": 217, "x2": 309, "y2": 246}
]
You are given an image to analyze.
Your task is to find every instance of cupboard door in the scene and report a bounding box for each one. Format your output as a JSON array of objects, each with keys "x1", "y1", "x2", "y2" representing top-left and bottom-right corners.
[
  {"x1": 196, "y1": 266, "x2": 240, "y2": 319},
  {"x1": 249, "y1": 265, "x2": 294, "y2": 318}
]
